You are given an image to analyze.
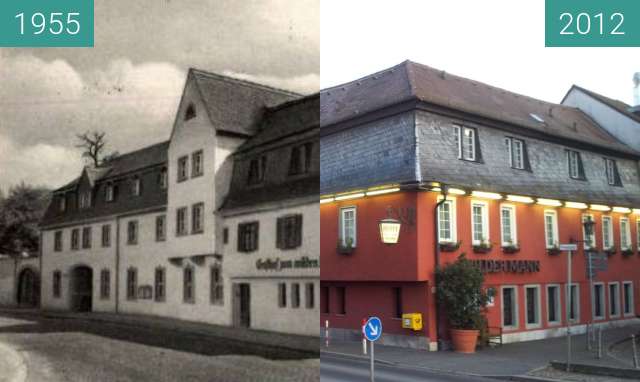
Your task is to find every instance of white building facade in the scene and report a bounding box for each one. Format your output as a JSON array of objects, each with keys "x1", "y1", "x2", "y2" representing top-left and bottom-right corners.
[{"x1": 39, "y1": 70, "x2": 319, "y2": 336}]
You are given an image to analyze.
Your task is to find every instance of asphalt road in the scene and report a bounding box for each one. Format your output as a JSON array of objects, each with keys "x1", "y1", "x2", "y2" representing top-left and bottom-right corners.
[
  {"x1": 0, "y1": 313, "x2": 318, "y2": 382},
  {"x1": 320, "y1": 353, "x2": 495, "y2": 382}
]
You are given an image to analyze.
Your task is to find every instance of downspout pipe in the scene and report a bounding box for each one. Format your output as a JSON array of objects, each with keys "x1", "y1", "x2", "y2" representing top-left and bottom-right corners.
[{"x1": 433, "y1": 185, "x2": 448, "y2": 351}]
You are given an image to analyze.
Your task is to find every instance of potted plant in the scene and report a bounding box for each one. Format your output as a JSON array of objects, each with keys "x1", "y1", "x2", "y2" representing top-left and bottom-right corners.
[
  {"x1": 436, "y1": 254, "x2": 488, "y2": 353},
  {"x1": 337, "y1": 237, "x2": 355, "y2": 255},
  {"x1": 605, "y1": 246, "x2": 617, "y2": 256},
  {"x1": 472, "y1": 239, "x2": 492, "y2": 254},
  {"x1": 547, "y1": 244, "x2": 561, "y2": 256},
  {"x1": 439, "y1": 241, "x2": 461, "y2": 252},
  {"x1": 501, "y1": 242, "x2": 520, "y2": 254},
  {"x1": 621, "y1": 248, "x2": 634, "y2": 257}
]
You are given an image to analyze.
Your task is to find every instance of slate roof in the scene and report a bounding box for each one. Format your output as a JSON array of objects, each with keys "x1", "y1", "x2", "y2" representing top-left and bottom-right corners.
[
  {"x1": 563, "y1": 85, "x2": 640, "y2": 124},
  {"x1": 321, "y1": 60, "x2": 638, "y2": 156},
  {"x1": 222, "y1": 95, "x2": 319, "y2": 211},
  {"x1": 191, "y1": 69, "x2": 300, "y2": 137}
]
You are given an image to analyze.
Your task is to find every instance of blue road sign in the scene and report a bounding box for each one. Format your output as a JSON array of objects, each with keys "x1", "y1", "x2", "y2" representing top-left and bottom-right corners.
[{"x1": 364, "y1": 317, "x2": 382, "y2": 342}]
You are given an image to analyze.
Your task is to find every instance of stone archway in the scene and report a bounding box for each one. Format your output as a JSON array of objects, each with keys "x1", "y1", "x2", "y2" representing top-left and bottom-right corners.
[
  {"x1": 71, "y1": 266, "x2": 93, "y2": 312},
  {"x1": 16, "y1": 268, "x2": 39, "y2": 307}
]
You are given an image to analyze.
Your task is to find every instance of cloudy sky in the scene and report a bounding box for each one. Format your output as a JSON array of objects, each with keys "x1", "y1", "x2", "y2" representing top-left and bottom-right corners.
[
  {"x1": 0, "y1": 0, "x2": 319, "y2": 192},
  {"x1": 322, "y1": 1, "x2": 640, "y2": 103}
]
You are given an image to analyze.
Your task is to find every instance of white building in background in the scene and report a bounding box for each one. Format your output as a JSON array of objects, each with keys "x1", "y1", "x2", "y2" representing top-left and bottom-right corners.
[{"x1": 38, "y1": 69, "x2": 319, "y2": 336}]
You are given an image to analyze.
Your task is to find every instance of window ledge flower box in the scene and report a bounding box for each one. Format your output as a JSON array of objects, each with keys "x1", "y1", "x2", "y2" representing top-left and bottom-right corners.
[
  {"x1": 547, "y1": 246, "x2": 561, "y2": 256},
  {"x1": 501, "y1": 244, "x2": 520, "y2": 254},
  {"x1": 439, "y1": 241, "x2": 461, "y2": 252},
  {"x1": 605, "y1": 246, "x2": 617, "y2": 256},
  {"x1": 621, "y1": 249, "x2": 634, "y2": 257},
  {"x1": 337, "y1": 238, "x2": 355, "y2": 255},
  {"x1": 472, "y1": 241, "x2": 493, "y2": 254}
]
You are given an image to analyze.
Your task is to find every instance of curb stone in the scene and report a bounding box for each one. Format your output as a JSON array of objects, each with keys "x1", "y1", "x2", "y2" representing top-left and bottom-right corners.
[{"x1": 551, "y1": 360, "x2": 640, "y2": 380}]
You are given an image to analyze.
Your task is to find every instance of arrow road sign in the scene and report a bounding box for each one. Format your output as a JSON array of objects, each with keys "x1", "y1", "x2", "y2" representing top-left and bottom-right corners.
[{"x1": 364, "y1": 317, "x2": 382, "y2": 342}]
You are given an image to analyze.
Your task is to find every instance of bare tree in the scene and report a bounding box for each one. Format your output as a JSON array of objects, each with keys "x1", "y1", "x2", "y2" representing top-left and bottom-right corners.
[{"x1": 75, "y1": 131, "x2": 117, "y2": 167}]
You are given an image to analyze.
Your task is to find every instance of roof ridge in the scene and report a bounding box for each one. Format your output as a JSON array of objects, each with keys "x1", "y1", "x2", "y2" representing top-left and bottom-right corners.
[
  {"x1": 321, "y1": 61, "x2": 409, "y2": 93},
  {"x1": 190, "y1": 68, "x2": 301, "y2": 97},
  {"x1": 104, "y1": 140, "x2": 169, "y2": 163}
]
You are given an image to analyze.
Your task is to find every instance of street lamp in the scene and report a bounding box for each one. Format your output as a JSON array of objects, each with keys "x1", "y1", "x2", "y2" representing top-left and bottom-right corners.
[
  {"x1": 379, "y1": 218, "x2": 401, "y2": 244},
  {"x1": 583, "y1": 216, "x2": 596, "y2": 238}
]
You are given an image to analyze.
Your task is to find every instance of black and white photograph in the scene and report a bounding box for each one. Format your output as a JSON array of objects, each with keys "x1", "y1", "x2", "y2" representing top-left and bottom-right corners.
[{"x1": 0, "y1": 1, "x2": 319, "y2": 381}]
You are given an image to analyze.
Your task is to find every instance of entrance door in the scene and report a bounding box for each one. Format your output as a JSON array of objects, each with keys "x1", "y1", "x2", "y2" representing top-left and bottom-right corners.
[
  {"x1": 233, "y1": 283, "x2": 251, "y2": 328},
  {"x1": 71, "y1": 266, "x2": 93, "y2": 312},
  {"x1": 17, "y1": 268, "x2": 39, "y2": 307}
]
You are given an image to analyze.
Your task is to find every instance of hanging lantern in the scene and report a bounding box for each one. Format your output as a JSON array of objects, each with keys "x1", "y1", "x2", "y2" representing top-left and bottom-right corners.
[{"x1": 379, "y1": 218, "x2": 401, "y2": 244}]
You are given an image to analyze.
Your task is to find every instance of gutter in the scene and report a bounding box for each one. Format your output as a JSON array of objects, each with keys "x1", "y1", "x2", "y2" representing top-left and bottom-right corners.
[{"x1": 115, "y1": 216, "x2": 120, "y2": 313}]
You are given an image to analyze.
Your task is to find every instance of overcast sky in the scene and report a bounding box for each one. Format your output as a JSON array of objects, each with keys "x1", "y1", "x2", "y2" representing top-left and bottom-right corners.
[
  {"x1": 0, "y1": 0, "x2": 319, "y2": 193},
  {"x1": 322, "y1": 1, "x2": 640, "y2": 103}
]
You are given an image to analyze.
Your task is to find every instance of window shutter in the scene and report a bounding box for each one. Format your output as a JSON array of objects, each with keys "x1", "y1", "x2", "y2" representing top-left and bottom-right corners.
[
  {"x1": 522, "y1": 141, "x2": 532, "y2": 171},
  {"x1": 295, "y1": 214, "x2": 303, "y2": 247},
  {"x1": 473, "y1": 129, "x2": 483, "y2": 162},
  {"x1": 613, "y1": 161, "x2": 623, "y2": 186},
  {"x1": 577, "y1": 152, "x2": 586, "y2": 179},
  {"x1": 453, "y1": 126, "x2": 461, "y2": 158},
  {"x1": 276, "y1": 217, "x2": 284, "y2": 249}
]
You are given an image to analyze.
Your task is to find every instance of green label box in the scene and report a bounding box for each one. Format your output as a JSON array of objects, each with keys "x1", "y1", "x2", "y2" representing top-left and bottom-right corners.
[
  {"x1": 0, "y1": 0, "x2": 93, "y2": 47},
  {"x1": 546, "y1": 0, "x2": 640, "y2": 47}
]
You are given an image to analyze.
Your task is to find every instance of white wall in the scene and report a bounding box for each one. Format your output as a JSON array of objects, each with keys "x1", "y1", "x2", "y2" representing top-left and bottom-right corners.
[{"x1": 564, "y1": 89, "x2": 640, "y2": 152}]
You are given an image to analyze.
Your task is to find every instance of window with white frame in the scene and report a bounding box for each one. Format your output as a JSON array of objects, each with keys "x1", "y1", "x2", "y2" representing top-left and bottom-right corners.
[
  {"x1": 609, "y1": 282, "x2": 620, "y2": 318},
  {"x1": 602, "y1": 216, "x2": 614, "y2": 250},
  {"x1": 59, "y1": 196, "x2": 66, "y2": 212},
  {"x1": 593, "y1": 282, "x2": 605, "y2": 320},
  {"x1": 454, "y1": 125, "x2": 476, "y2": 161},
  {"x1": 437, "y1": 198, "x2": 456, "y2": 243},
  {"x1": 505, "y1": 137, "x2": 525, "y2": 170},
  {"x1": 623, "y1": 281, "x2": 634, "y2": 316},
  {"x1": 105, "y1": 183, "x2": 114, "y2": 202},
  {"x1": 604, "y1": 158, "x2": 621, "y2": 186},
  {"x1": 620, "y1": 217, "x2": 631, "y2": 250},
  {"x1": 568, "y1": 150, "x2": 583, "y2": 179},
  {"x1": 637, "y1": 219, "x2": 640, "y2": 251},
  {"x1": 582, "y1": 214, "x2": 596, "y2": 250},
  {"x1": 131, "y1": 176, "x2": 141, "y2": 196},
  {"x1": 567, "y1": 283, "x2": 580, "y2": 322},
  {"x1": 79, "y1": 192, "x2": 91, "y2": 209},
  {"x1": 547, "y1": 284, "x2": 561, "y2": 325},
  {"x1": 500, "y1": 204, "x2": 517, "y2": 246},
  {"x1": 502, "y1": 286, "x2": 518, "y2": 330},
  {"x1": 525, "y1": 285, "x2": 541, "y2": 328},
  {"x1": 339, "y1": 207, "x2": 357, "y2": 247},
  {"x1": 471, "y1": 201, "x2": 489, "y2": 245},
  {"x1": 544, "y1": 210, "x2": 559, "y2": 249}
]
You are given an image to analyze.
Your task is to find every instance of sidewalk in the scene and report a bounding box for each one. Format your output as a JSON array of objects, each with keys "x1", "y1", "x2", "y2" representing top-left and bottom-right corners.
[
  {"x1": 0, "y1": 307, "x2": 319, "y2": 356},
  {"x1": 321, "y1": 323, "x2": 640, "y2": 379}
]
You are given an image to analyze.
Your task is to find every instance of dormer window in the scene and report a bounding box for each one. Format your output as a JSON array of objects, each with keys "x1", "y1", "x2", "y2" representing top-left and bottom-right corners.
[
  {"x1": 185, "y1": 103, "x2": 196, "y2": 121},
  {"x1": 159, "y1": 167, "x2": 168, "y2": 189},
  {"x1": 288, "y1": 142, "x2": 313, "y2": 175},
  {"x1": 567, "y1": 150, "x2": 586, "y2": 180},
  {"x1": 131, "y1": 176, "x2": 141, "y2": 196},
  {"x1": 605, "y1": 158, "x2": 622, "y2": 186},
  {"x1": 105, "y1": 183, "x2": 115, "y2": 202},
  {"x1": 505, "y1": 137, "x2": 528, "y2": 170},
  {"x1": 79, "y1": 192, "x2": 91, "y2": 209},
  {"x1": 453, "y1": 125, "x2": 480, "y2": 162},
  {"x1": 248, "y1": 155, "x2": 267, "y2": 185},
  {"x1": 59, "y1": 195, "x2": 66, "y2": 212}
]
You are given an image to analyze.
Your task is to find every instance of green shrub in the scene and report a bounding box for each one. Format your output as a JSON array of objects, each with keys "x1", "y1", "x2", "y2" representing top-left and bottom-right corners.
[{"x1": 436, "y1": 253, "x2": 488, "y2": 330}]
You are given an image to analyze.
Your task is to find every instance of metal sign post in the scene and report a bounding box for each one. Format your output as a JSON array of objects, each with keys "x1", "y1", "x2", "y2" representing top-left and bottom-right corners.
[
  {"x1": 363, "y1": 317, "x2": 382, "y2": 382},
  {"x1": 560, "y1": 243, "x2": 577, "y2": 372}
]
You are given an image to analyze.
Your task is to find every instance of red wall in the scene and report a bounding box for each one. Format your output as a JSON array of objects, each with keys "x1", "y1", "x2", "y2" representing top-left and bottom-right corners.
[{"x1": 321, "y1": 189, "x2": 640, "y2": 341}]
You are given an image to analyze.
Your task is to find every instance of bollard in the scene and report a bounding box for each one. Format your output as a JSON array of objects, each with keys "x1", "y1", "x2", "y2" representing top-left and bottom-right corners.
[
  {"x1": 325, "y1": 320, "x2": 329, "y2": 348},
  {"x1": 598, "y1": 328, "x2": 603, "y2": 359},
  {"x1": 362, "y1": 319, "x2": 367, "y2": 355},
  {"x1": 633, "y1": 335, "x2": 639, "y2": 369},
  {"x1": 586, "y1": 324, "x2": 591, "y2": 351}
]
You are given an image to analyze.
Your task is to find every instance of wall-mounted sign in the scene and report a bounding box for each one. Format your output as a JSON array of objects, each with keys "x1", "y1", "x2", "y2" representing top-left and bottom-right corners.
[
  {"x1": 471, "y1": 259, "x2": 540, "y2": 274},
  {"x1": 256, "y1": 256, "x2": 319, "y2": 271}
]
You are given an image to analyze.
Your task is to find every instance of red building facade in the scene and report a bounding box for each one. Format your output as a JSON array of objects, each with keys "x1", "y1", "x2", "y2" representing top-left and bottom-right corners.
[{"x1": 320, "y1": 61, "x2": 640, "y2": 350}]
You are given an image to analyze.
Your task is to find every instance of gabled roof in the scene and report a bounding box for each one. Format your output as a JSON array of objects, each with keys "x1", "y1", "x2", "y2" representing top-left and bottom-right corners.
[
  {"x1": 53, "y1": 140, "x2": 169, "y2": 193},
  {"x1": 189, "y1": 69, "x2": 300, "y2": 137},
  {"x1": 321, "y1": 60, "x2": 638, "y2": 156},
  {"x1": 563, "y1": 85, "x2": 640, "y2": 124}
]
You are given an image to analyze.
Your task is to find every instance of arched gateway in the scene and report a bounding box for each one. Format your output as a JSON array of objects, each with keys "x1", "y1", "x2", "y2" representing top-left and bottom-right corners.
[{"x1": 17, "y1": 268, "x2": 39, "y2": 307}]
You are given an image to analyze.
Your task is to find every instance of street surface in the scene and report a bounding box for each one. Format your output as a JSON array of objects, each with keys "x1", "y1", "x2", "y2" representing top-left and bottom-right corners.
[
  {"x1": 0, "y1": 313, "x2": 318, "y2": 382},
  {"x1": 320, "y1": 353, "x2": 494, "y2": 382}
]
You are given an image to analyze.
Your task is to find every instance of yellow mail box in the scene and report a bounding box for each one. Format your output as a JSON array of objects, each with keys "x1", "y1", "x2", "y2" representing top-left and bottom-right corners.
[{"x1": 402, "y1": 313, "x2": 423, "y2": 331}]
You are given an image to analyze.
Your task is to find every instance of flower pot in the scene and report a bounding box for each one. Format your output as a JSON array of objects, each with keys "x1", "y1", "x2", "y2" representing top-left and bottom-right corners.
[{"x1": 450, "y1": 328, "x2": 479, "y2": 353}]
